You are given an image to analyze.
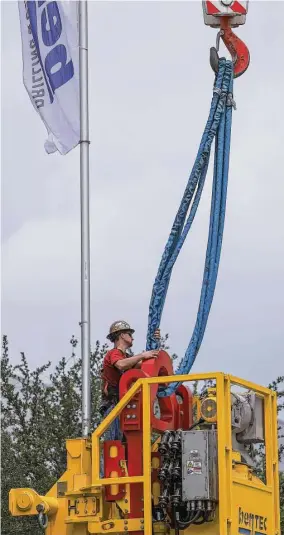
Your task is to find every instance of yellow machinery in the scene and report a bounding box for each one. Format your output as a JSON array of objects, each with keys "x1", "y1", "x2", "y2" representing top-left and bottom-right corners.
[{"x1": 9, "y1": 370, "x2": 280, "y2": 534}]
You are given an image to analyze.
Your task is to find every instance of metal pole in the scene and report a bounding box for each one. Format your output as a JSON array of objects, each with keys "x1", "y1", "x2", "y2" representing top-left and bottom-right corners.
[{"x1": 79, "y1": 0, "x2": 91, "y2": 437}]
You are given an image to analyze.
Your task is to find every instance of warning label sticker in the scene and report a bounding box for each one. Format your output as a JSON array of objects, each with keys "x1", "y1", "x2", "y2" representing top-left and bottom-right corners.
[{"x1": 186, "y1": 451, "x2": 202, "y2": 474}]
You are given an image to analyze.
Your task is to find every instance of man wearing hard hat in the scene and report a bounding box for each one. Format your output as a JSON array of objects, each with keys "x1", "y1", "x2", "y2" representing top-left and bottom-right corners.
[{"x1": 100, "y1": 320, "x2": 160, "y2": 440}]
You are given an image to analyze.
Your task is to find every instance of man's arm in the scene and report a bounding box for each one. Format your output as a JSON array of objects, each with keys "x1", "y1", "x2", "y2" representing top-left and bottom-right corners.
[{"x1": 115, "y1": 350, "x2": 159, "y2": 372}]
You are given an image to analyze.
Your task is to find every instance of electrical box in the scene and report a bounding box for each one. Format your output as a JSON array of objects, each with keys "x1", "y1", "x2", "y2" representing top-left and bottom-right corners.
[{"x1": 181, "y1": 430, "x2": 218, "y2": 501}]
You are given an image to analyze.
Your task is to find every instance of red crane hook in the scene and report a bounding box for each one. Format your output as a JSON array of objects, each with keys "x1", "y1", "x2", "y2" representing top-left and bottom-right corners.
[{"x1": 210, "y1": 17, "x2": 250, "y2": 78}]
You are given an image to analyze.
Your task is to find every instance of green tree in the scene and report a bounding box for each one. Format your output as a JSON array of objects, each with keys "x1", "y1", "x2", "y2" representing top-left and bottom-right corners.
[{"x1": 1, "y1": 335, "x2": 106, "y2": 535}]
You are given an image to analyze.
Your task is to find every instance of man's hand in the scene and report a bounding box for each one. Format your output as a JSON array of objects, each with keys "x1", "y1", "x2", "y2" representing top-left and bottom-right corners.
[
  {"x1": 142, "y1": 350, "x2": 159, "y2": 360},
  {"x1": 154, "y1": 329, "x2": 161, "y2": 340}
]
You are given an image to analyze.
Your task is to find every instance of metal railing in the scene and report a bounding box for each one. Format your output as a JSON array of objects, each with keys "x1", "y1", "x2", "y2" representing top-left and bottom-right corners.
[{"x1": 91, "y1": 372, "x2": 279, "y2": 535}]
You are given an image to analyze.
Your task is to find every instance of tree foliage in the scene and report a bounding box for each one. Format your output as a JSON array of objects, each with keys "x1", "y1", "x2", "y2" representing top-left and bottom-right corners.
[
  {"x1": 1, "y1": 335, "x2": 283, "y2": 534},
  {"x1": 1, "y1": 334, "x2": 106, "y2": 535}
]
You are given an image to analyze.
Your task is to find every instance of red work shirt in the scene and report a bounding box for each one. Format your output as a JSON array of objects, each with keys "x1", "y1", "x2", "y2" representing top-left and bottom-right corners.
[{"x1": 101, "y1": 348, "x2": 126, "y2": 393}]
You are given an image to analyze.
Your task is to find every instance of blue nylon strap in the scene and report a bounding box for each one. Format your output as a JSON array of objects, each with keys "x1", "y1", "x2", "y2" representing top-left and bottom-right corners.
[{"x1": 146, "y1": 60, "x2": 234, "y2": 396}]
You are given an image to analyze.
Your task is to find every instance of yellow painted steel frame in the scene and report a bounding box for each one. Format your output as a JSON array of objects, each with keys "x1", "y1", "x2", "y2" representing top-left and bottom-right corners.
[
  {"x1": 9, "y1": 372, "x2": 280, "y2": 534},
  {"x1": 91, "y1": 372, "x2": 280, "y2": 535}
]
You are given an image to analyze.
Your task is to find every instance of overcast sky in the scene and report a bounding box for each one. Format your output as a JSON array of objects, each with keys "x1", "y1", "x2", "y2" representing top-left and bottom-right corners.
[{"x1": 1, "y1": 1, "x2": 284, "y2": 388}]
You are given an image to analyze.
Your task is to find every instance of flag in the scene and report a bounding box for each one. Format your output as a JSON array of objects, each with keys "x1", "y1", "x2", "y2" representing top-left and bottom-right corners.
[{"x1": 18, "y1": 1, "x2": 80, "y2": 155}]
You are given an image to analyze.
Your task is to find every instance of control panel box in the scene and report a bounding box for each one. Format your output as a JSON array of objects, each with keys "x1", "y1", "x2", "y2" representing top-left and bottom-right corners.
[{"x1": 181, "y1": 430, "x2": 218, "y2": 501}]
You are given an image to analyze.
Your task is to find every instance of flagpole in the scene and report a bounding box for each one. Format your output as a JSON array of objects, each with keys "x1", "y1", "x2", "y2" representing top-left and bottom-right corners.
[{"x1": 79, "y1": 0, "x2": 91, "y2": 437}]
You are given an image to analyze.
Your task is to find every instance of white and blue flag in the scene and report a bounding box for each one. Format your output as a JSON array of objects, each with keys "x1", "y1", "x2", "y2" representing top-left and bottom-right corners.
[{"x1": 18, "y1": 1, "x2": 80, "y2": 155}]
